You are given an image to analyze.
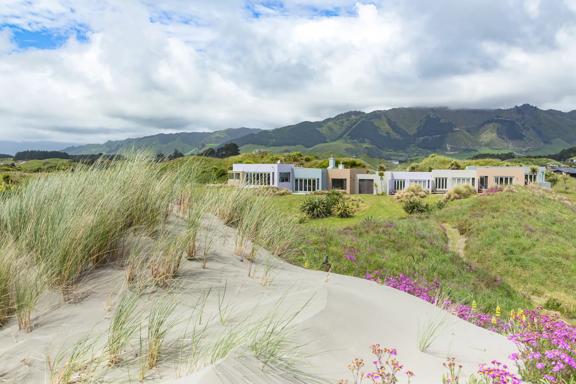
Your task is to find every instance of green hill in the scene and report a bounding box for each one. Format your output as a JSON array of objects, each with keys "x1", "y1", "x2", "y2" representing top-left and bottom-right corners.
[
  {"x1": 232, "y1": 105, "x2": 576, "y2": 158},
  {"x1": 64, "y1": 128, "x2": 261, "y2": 155},
  {"x1": 434, "y1": 188, "x2": 576, "y2": 318}
]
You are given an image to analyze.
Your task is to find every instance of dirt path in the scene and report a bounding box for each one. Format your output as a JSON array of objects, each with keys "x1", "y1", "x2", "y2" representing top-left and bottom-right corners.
[{"x1": 442, "y1": 223, "x2": 466, "y2": 259}]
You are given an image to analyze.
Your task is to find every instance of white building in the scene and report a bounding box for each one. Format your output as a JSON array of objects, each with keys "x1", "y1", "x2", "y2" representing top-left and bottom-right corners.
[
  {"x1": 430, "y1": 169, "x2": 478, "y2": 193},
  {"x1": 383, "y1": 172, "x2": 434, "y2": 195}
]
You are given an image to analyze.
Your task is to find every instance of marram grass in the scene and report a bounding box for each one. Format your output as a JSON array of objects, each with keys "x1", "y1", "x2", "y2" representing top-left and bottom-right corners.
[{"x1": 0, "y1": 153, "x2": 201, "y2": 325}]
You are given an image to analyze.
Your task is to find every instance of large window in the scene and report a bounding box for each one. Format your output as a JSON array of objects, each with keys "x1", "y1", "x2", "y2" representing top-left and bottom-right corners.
[
  {"x1": 453, "y1": 177, "x2": 473, "y2": 186},
  {"x1": 279, "y1": 172, "x2": 291, "y2": 183},
  {"x1": 435, "y1": 177, "x2": 448, "y2": 190},
  {"x1": 494, "y1": 176, "x2": 514, "y2": 186},
  {"x1": 525, "y1": 173, "x2": 537, "y2": 185},
  {"x1": 245, "y1": 172, "x2": 273, "y2": 186},
  {"x1": 409, "y1": 180, "x2": 430, "y2": 189},
  {"x1": 479, "y1": 176, "x2": 488, "y2": 190},
  {"x1": 295, "y1": 178, "x2": 319, "y2": 192},
  {"x1": 331, "y1": 178, "x2": 347, "y2": 190},
  {"x1": 393, "y1": 179, "x2": 405, "y2": 191}
]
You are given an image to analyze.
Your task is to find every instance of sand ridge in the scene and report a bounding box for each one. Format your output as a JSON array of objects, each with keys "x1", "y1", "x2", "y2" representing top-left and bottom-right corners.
[{"x1": 0, "y1": 216, "x2": 517, "y2": 383}]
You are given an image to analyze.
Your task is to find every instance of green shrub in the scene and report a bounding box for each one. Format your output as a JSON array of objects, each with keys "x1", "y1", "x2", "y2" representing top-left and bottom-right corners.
[
  {"x1": 544, "y1": 297, "x2": 563, "y2": 312},
  {"x1": 300, "y1": 196, "x2": 331, "y2": 218},
  {"x1": 333, "y1": 199, "x2": 354, "y2": 218},
  {"x1": 545, "y1": 171, "x2": 559, "y2": 186},
  {"x1": 443, "y1": 184, "x2": 476, "y2": 201},
  {"x1": 402, "y1": 197, "x2": 430, "y2": 214},
  {"x1": 395, "y1": 184, "x2": 429, "y2": 203},
  {"x1": 435, "y1": 199, "x2": 447, "y2": 210},
  {"x1": 300, "y1": 191, "x2": 357, "y2": 219}
]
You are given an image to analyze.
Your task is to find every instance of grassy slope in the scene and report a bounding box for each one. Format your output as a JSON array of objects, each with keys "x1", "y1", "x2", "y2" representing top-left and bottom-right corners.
[
  {"x1": 406, "y1": 154, "x2": 561, "y2": 171},
  {"x1": 434, "y1": 188, "x2": 576, "y2": 318},
  {"x1": 271, "y1": 193, "x2": 529, "y2": 312},
  {"x1": 287, "y1": 215, "x2": 528, "y2": 312},
  {"x1": 274, "y1": 186, "x2": 576, "y2": 316}
]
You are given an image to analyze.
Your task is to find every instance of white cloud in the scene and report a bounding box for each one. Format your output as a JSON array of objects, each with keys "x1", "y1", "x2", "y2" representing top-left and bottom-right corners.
[{"x1": 0, "y1": 0, "x2": 575, "y2": 143}]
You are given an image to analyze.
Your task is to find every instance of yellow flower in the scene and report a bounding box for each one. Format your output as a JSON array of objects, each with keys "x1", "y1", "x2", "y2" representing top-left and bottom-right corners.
[
  {"x1": 509, "y1": 309, "x2": 515, "y2": 320},
  {"x1": 491, "y1": 316, "x2": 497, "y2": 325},
  {"x1": 495, "y1": 305, "x2": 501, "y2": 318},
  {"x1": 471, "y1": 300, "x2": 478, "y2": 312}
]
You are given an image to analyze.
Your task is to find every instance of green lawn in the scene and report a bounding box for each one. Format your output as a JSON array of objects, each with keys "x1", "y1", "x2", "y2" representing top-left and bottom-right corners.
[{"x1": 270, "y1": 194, "x2": 408, "y2": 229}]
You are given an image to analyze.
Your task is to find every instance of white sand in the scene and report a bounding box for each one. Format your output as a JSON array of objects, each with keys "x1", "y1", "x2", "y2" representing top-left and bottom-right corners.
[{"x1": 0, "y1": 216, "x2": 517, "y2": 383}]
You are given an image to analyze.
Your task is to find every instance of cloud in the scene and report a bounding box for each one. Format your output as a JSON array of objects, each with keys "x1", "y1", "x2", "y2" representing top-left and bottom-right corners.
[{"x1": 0, "y1": 0, "x2": 575, "y2": 143}]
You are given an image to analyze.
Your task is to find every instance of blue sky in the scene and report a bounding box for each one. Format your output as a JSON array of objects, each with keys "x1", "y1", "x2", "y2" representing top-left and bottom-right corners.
[
  {"x1": 0, "y1": 0, "x2": 575, "y2": 143},
  {"x1": 3, "y1": 24, "x2": 89, "y2": 50}
]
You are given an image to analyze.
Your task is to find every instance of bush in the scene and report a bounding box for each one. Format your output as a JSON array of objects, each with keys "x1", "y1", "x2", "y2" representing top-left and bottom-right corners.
[
  {"x1": 402, "y1": 197, "x2": 430, "y2": 214},
  {"x1": 395, "y1": 184, "x2": 429, "y2": 202},
  {"x1": 443, "y1": 184, "x2": 476, "y2": 201},
  {"x1": 333, "y1": 199, "x2": 354, "y2": 218},
  {"x1": 545, "y1": 171, "x2": 560, "y2": 186},
  {"x1": 300, "y1": 191, "x2": 356, "y2": 219},
  {"x1": 300, "y1": 196, "x2": 332, "y2": 218},
  {"x1": 435, "y1": 199, "x2": 447, "y2": 210}
]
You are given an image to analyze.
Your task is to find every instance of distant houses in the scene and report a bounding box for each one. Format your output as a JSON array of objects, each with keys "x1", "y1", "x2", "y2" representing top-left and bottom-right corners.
[{"x1": 228, "y1": 157, "x2": 551, "y2": 195}]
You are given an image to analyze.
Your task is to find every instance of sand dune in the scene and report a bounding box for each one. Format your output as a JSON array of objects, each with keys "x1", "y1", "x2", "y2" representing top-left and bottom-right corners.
[{"x1": 0, "y1": 216, "x2": 516, "y2": 383}]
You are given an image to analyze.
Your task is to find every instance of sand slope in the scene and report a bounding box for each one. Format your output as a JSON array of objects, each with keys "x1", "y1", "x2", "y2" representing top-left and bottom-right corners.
[{"x1": 0, "y1": 216, "x2": 516, "y2": 383}]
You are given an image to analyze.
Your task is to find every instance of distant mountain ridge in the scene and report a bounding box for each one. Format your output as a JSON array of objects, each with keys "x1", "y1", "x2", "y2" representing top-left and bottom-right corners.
[
  {"x1": 64, "y1": 128, "x2": 261, "y2": 155},
  {"x1": 230, "y1": 105, "x2": 576, "y2": 157},
  {"x1": 63, "y1": 105, "x2": 576, "y2": 157},
  {"x1": 0, "y1": 141, "x2": 78, "y2": 156}
]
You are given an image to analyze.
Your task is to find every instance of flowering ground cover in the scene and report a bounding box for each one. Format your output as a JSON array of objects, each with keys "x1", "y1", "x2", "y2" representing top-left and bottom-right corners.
[{"x1": 361, "y1": 273, "x2": 576, "y2": 383}]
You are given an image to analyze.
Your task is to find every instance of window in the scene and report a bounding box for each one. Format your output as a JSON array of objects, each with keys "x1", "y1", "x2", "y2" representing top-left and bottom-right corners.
[
  {"x1": 331, "y1": 178, "x2": 347, "y2": 190},
  {"x1": 393, "y1": 179, "x2": 405, "y2": 191},
  {"x1": 409, "y1": 180, "x2": 429, "y2": 189},
  {"x1": 453, "y1": 177, "x2": 473, "y2": 186},
  {"x1": 245, "y1": 172, "x2": 272, "y2": 186},
  {"x1": 435, "y1": 177, "x2": 448, "y2": 190},
  {"x1": 295, "y1": 178, "x2": 319, "y2": 192},
  {"x1": 494, "y1": 176, "x2": 514, "y2": 186},
  {"x1": 279, "y1": 172, "x2": 291, "y2": 183},
  {"x1": 479, "y1": 176, "x2": 488, "y2": 189},
  {"x1": 525, "y1": 173, "x2": 537, "y2": 185}
]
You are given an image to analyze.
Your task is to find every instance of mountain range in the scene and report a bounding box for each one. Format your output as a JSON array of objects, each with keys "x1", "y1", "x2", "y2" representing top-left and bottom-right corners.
[
  {"x1": 64, "y1": 128, "x2": 261, "y2": 156},
  {"x1": 63, "y1": 105, "x2": 576, "y2": 158},
  {"x1": 0, "y1": 141, "x2": 78, "y2": 156}
]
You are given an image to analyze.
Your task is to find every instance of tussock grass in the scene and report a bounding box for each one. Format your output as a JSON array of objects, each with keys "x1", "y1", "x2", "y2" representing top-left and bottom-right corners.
[
  {"x1": 0, "y1": 243, "x2": 13, "y2": 326},
  {"x1": 149, "y1": 231, "x2": 187, "y2": 287},
  {"x1": 145, "y1": 300, "x2": 176, "y2": 370},
  {"x1": 184, "y1": 188, "x2": 209, "y2": 261},
  {"x1": 106, "y1": 292, "x2": 140, "y2": 366},
  {"x1": 208, "y1": 187, "x2": 299, "y2": 259},
  {"x1": 417, "y1": 314, "x2": 448, "y2": 352},
  {"x1": 0, "y1": 242, "x2": 44, "y2": 331},
  {"x1": 47, "y1": 337, "x2": 99, "y2": 384},
  {"x1": 0, "y1": 153, "x2": 200, "y2": 322}
]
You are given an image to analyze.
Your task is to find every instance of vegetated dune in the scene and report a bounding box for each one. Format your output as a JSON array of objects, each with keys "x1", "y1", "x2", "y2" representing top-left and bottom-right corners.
[{"x1": 0, "y1": 215, "x2": 516, "y2": 384}]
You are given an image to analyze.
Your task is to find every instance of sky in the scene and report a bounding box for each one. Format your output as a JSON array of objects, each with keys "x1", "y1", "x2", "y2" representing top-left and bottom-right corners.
[{"x1": 0, "y1": 0, "x2": 576, "y2": 144}]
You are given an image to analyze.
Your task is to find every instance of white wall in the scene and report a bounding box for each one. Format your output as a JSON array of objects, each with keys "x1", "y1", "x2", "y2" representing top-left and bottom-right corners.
[{"x1": 430, "y1": 169, "x2": 477, "y2": 191}]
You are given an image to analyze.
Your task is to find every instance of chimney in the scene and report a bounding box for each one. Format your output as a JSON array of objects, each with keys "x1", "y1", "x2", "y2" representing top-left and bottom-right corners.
[
  {"x1": 328, "y1": 156, "x2": 336, "y2": 169},
  {"x1": 338, "y1": 162, "x2": 344, "y2": 170}
]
